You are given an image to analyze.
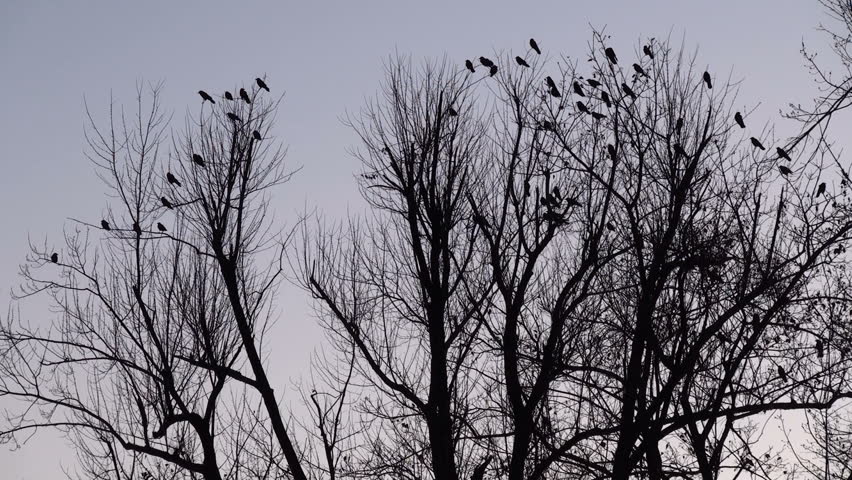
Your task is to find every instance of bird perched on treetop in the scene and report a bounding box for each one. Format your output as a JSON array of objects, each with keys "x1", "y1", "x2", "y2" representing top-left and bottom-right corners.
[
  {"x1": 779, "y1": 165, "x2": 793, "y2": 176},
  {"x1": 530, "y1": 38, "x2": 541, "y2": 55},
  {"x1": 605, "y1": 47, "x2": 618, "y2": 64},
  {"x1": 750, "y1": 137, "x2": 765, "y2": 150},
  {"x1": 816, "y1": 182, "x2": 826, "y2": 197},
  {"x1": 226, "y1": 112, "x2": 241, "y2": 123},
  {"x1": 550, "y1": 86, "x2": 562, "y2": 98},
  {"x1": 643, "y1": 44, "x2": 654, "y2": 59},
  {"x1": 256, "y1": 78, "x2": 270, "y2": 92},
  {"x1": 157, "y1": 222, "x2": 167, "y2": 232},
  {"x1": 198, "y1": 90, "x2": 215, "y2": 104},
  {"x1": 253, "y1": 130, "x2": 262, "y2": 140},
  {"x1": 516, "y1": 56, "x2": 530, "y2": 68},
  {"x1": 101, "y1": 220, "x2": 111, "y2": 230},
  {"x1": 192, "y1": 153, "x2": 205, "y2": 167},
  {"x1": 607, "y1": 144, "x2": 616, "y2": 159},
  {"x1": 161, "y1": 197, "x2": 174, "y2": 209},
  {"x1": 734, "y1": 112, "x2": 745, "y2": 129},
  {"x1": 465, "y1": 59, "x2": 475, "y2": 73},
  {"x1": 50, "y1": 252, "x2": 58, "y2": 263},
  {"x1": 621, "y1": 83, "x2": 636, "y2": 99},
  {"x1": 239, "y1": 88, "x2": 251, "y2": 104},
  {"x1": 633, "y1": 63, "x2": 647, "y2": 77},
  {"x1": 489, "y1": 65, "x2": 498, "y2": 77},
  {"x1": 479, "y1": 56, "x2": 494, "y2": 68},
  {"x1": 601, "y1": 91, "x2": 611, "y2": 108},
  {"x1": 447, "y1": 107, "x2": 458, "y2": 117},
  {"x1": 545, "y1": 76, "x2": 556, "y2": 89},
  {"x1": 586, "y1": 78, "x2": 601, "y2": 88},
  {"x1": 573, "y1": 81, "x2": 585, "y2": 97},
  {"x1": 224, "y1": 91, "x2": 234, "y2": 101},
  {"x1": 576, "y1": 101, "x2": 589, "y2": 114},
  {"x1": 776, "y1": 147, "x2": 791, "y2": 161},
  {"x1": 702, "y1": 71, "x2": 712, "y2": 89},
  {"x1": 676, "y1": 117, "x2": 684, "y2": 132},
  {"x1": 166, "y1": 172, "x2": 182, "y2": 187}
]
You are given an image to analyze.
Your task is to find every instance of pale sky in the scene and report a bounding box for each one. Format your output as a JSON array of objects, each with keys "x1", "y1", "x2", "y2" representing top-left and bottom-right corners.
[{"x1": 0, "y1": 1, "x2": 839, "y2": 478}]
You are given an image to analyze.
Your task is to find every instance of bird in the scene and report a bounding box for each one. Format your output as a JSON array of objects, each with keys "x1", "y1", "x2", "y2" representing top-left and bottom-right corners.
[
  {"x1": 778, "y1": 365, "x2": 787, "y2": 382},
  {"x1": 573, "y1": 81, "x2": 585, "y2": 97},
  {"x1": 545, "y1": 76, "x2": 556, "y2": 89},
  {"x1": 530, "y1": 38, "x2": 541, "y2": 55},
  {"x1": 224, "y1": 91, "x2": 234, "y2": 101},
  {"x1": 632, "y1": 63, "x2": 647, "y2": 77},
  {"x1": 256, "y1": 78, "x2": 270, "y2": 92},
  {"x1": 50, "y1": 252, "x2": 58, "y2": 263},
  {"x1": 702, "y1": 71, "x2": 712, "y2": 89},
  {"x1": 253, "y1": 130, "x2": 262, "y2": 140},
  {"x1": 541, "y1": 120, "x2": 554, "y2": 131},
  {"x1": 489, "y1": 65, "x2": 498, "y2": 77},
  {"x1": 776, "y1": 147, "x2": 791, "y2": 161},
  {"x1": 606, "y1": 221, "x2": 615, "y2": 231},
  {"x1": 239, "y1": 88, "x2": 251, "y2": 104},
  {"x1": 166, "y1": 172, "x2": 182, "y2": 187},
  {"x1": 515, "y1": 56, "x2": 530, "y2": 67},
  {"x1": 779, "y1": 165, "x2": 793, "y2": 176},
  {"x1": 549, "y1": 86, "x2": 562, "y2": 98},
  {"x1": 132, "y1": 222, "x2": 142, "y2": 236},
  {"x1": 226, "y1": 112, "x2": 241, "y2": 123},
  {"x1": 734, "y1": 112, "x2": 745, "y2": 129},
  {"x1": 576, "y1": 101, "x2": 589, "y2": 114},
  {"x1": 643, "y1": 44, "x2": 654, "y2": 59},
  {"x1": 816, "y1": 182, "x2": 826, "y2": 197},
  {"x1": 479, "y1": 56, "x2": 494, "y2": 68},
  {"x1": 587, "y1": 78, "x2": 601, "y2": 88},
  {"x1": 471, "y1": 456, "x2": 492, "y2": 480},
  {"x1": 675, "y1": 117, "x2": 684, "y2": 133},
  {"x1": 447, "y1": 107, "x2": 458, "y2": 116},
  {"x1": 161, "y1": 197, "x2": 174, "y2": 209},
  {"x1": 750, "y1": 137, "x2": 766, "y2": 150},
  {"x1": 101, "y1": 220, "x2": 111, "y2": 230},
  {"x1": 621, "y1": 83, "x2": 636, "y2": 99},
  {"x1": 157, "y1": 222, "x2": 167, "y2": 232},
  {"x1": 816, "y1": 339, "x2": 824, "y2": 358},
  {"x1": 465, "y1": 59, "x2": 475, "y2": 73},
  {"x1": 607, "y1": 144, "x2": 616, "y2": 159},
  {"x1": 192, "y1": 153, "x2": 205, "y2": 167},
  {"x1": 605, "y1": 47, "x2": 618, "y2": 64},
  {"x1": 601, "y1": 91, "x2": 612, "y2": 108},
  {"x1": 198, "y1": 90, "x2": 215, "y2": 104},
  {"x1": 591, "y1": 112, "x2": 607, "y2": 120}
]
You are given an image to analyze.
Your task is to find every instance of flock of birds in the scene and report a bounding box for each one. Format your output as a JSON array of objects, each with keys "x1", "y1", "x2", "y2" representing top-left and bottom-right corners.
[{"x1": 48, "y1": 77, "x2": 271, "y2": 266}]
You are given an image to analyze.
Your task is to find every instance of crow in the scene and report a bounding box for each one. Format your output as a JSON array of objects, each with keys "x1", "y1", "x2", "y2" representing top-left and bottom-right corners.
[
  {"x1": 465, "y1": 59, "x2": 475, "y2": 73},
  {"x1": 778, "y1": 365, "x2": 788, "y2": 382},
  {"x1": 447, "y1": 107, "x2": 458, "y2": 116},
  {"x1": 734, "y1": 112, "x2": 745, "y2": 128},
  {"x1": 676, "y1": 117, "x2": 684, "y2": 132},
  {"x1": 601, "y1": 91, "x2": 611, "y2": 108},
  {"x1": 621, "y1": 83, "x2": 636, "y2": 99},
  {"x1": 157, "y1": 222, "x2": 167, "y2": 232},
  {"x1": 776, "y1": 147, "x2": 791, "y2": 161},
  {"x1": 643, "y1": 44, "x2": 654, "y2": 59},
  {"x1": 516, "y1": 56, "x2": 530, "y2": 67},
  {"x1": 489, "y1": 65, "x2": 498, "y2": 77},
  {"x1": 703, "y1": 71, "x2": 712, "y2": 89},
  {"x1": 816, "y1": 339, "x2": 824, "y2": 358},
  {"x1": 198, "y1": 90, "x2": 215, "y2": 104},
  {"x1": 591, "y1": 112, "x2": 606, "y2": 120},
  {"x1": 576, "y1": 101, "x2": 589, "y2": 114},
  {"x1": 632, "y1": 63, "x2": 647, "y2": 77},
  {"x1": 192, "y1": 154, "x2": 205, "y2": 167},
  {"x1": 545, "y1": 76, "x2": 556, "y2": 89},
  {"x1": 256, "y1": 78, "x2": 270, "y2": 92},
  {"x1": 225, "y1": 91, "x2": 234, "y2": 101},
  {"x1": 549, "y1": 86, "x2": 561, "y2": 98},
  {"x1": 479, "y1": 56, "x2": 494, "y2": 68},
  {"x1": 226, "y1": 112, "x2": 241, "y2": 123},
  {"x1": 817, "y1": 182, "x2": 826, "y2": 197},
  {"x1": 101, "y1": 220, "x2": 111, "y2": 230},
  {"x1": 541, "y1": 120, "x2": 554, "y2": 131},
  {"x1": 166, "y1": 172, "x2": 182, "y2": 187},
  {"x1": 586, "y1": 78, "x2": 601, "y2": 88},
  {"x1": 605, "y1": 47, "x2": 618, "y2": 64},
  {"x1": 530, "y1": 38, "x2": 541, "y2": 55},
  {"x1": 133, "y1": 222, "x2": 142, "y2": 236},
  {"x1": 253, "y1": 130, "x2": 262, "y2": 140},
  {"x1": 50, "y1": 252, "x2": 58, "y2": 263},
  {"x1": 606, "y1": 222, "x2": 615, "y2": 231},
  {"x1": 161, "y1": 197, "x2": 174, "y2": 209},
  {"x1": 573, "y1": 81, "x2": 585, "y2": 97},
  {"x1": 607, "y1": 144, "x2": 616, "y2": 159},
  {"x1": 750, "y1": 137, "x2": 766, "y2": 150},
  {"x1": 779, "y1": 165, "x2": 793, "y2": 176},
  {"x1": 239, "y1": 88, "x2": 251, "y2": 104}
]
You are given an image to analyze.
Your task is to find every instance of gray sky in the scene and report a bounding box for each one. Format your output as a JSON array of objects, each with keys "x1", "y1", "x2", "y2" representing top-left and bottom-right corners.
[{"x1": 0, "y1": 1, "x2": 837, "y2": 478}]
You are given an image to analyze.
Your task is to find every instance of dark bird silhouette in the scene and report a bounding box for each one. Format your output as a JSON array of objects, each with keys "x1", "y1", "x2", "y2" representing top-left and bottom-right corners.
[
  {"x1": 192, "y1": 153, "x2": 205, "y2": 167},
  {"x1": 587, "y1": 78, "x2": 601, "y2": 88},
  {"x1": 676, "y1": 117, "x2": 684, "y2": 133},
  {"x1": 479, "y1": 56, "x2": 494, "y2": 68},
  {"x1": 702, "y1": 71, "x2": 712, "y2": 89},
  {"x1": 606, "y1": 221, "x2": 615, "y2": 231},
  {"x1": 632, "y1": 63, "x2": 647, "y2": 77},
  {"x1": 779, "y1": 165, "x2": 793, "y2": 176},
  {"x1": 776, "y1": 147, "x2": 791, "y2": 161},
  {"x1": 576, "y1": 101, "x2": 589, "y2": 114},
  {"x1": 605, "y1": 47, "x2": 618, "y2": 64},
  {"x1": 166, "y1": 172, "x2": 182, "y2": 187},
  {"x1": 643, "y1": 44, "x2": 654, "y2": 59},
  {"x1": 50, "y1": 252, "x2": 58, "y2": 263},
  {"x1": 621, "y1": 83, "x2": 636, "y2": 99},
  {"x1": 161, "y1": 197, "x2": 174, "y2": 209},
  {"x1": 515, "y1": 56, "x2": 530, "y2": 68},
  {"x1": 601, "y1": 91, "x2": 611, "y2": 108},
  {"x1": 157, "y1": 222, "x2": 167, "y2": 232},
  {"x1": 226, "y1": 112, "x2": 241, "y2": 123},
  {"x1": 253, "y1": 130, "x2": 262, "y2": 140},
  {"x1": 489, "y1": 65, "x2": 498, "y2": 77},
  {"x1": 545, "y1": 76, "x2": 556, "y2": 89},
  {"x1": 133, "y1": 222, "x2": 142, "y2": 236},
  {"x1": 778, "y1": 365, "x2": 787, "y2": 382},
  {"x1": 591, "y1": 112, "x2": 606, "y2": 120},
  {"x1": 101, "y1": 220, "x2": 111, "y2": 231},
  {"x1": 530, "y1": 38, "x2": 541, "y2": 55},
  {"x1": 573, "y1": 81, "x2": 585, "y2": 97},
  {"x1": 541, "y1": 120, "x2": 554, "y2": 131},
  {"x1": 256, "y1": 78, "x2": 270, "y2": 92},
  {"x1": 750, "y1": 137, "x2": 766, "y2": 150},
  {"x1": 607, "y1": 144, "x2": 616, "y2": 159},
  {"x1": 224, "y1": 91, "x2": 234, "y2": 101},
  {"x1": 734, "y1": 112, "x2": 745, "y2": 129},
  {"x1": 549, "y1": 86, "x2": 561, "y2": 98},
  {"x1": 471, "y1": 456, "x2": 492, "y2": 480},
  {"x1": 673, "y1": 144, "x2": 688, "y2": 157},
  {"x1": 816, "y1": 339, "x2": 824, "y2": 358},
  {"x1": 465, "y1": 59, "x2": 475, "y2": 73},
  {"x1": 198, "y1": 90, "x2": 215, "y2": 104},
  {"x1": 447, "y1": 107, "x2": 458, "y2": 116},
  {"x1": 239, "y1": 88, "x2": 251, "y2": 104},
  {"x1": 817, "y1": 182, "x2": 826, "y2": 197}
]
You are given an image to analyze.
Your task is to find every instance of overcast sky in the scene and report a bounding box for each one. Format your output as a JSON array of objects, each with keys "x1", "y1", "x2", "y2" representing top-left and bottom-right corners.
[{"x1": 0, "y1": 1, "x2": 840, "y2": 478}]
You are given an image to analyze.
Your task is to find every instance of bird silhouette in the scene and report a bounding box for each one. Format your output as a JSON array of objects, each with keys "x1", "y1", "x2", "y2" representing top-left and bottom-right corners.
[
  {"x1": 632, "y1": 63, "x2": 647, "y2": 77},
  {"x1": 226, "y1": 112, "x2": 241, "y2": 123},
  {"x1": 239, "y1": 88, "x2": 251, "y2": 104},
  {"x1": 586, "y1": 78, "x2": 601, "y2": 88},
  {"x1": 447, "y1": 107, "x2": 458, "y2": 116},
  {"x1": 750, "y1": 137, "x2": 765, "y2": 150},
  {"x1": 576, "y1": 101, "x2": 589, "y2": 114},
  {"x1": 778, "y1": 365, "x2": 787, "y2": 382},
  {"x1": 479, "y1": 56, "x2": 494, "y2": 68},
  {"x1": 607, "y1": 144, "x2": 616, "y2": 159},
  {"x1": 198, "y1": 90, "x2": 215, "y2": 104},
  {"x1": 224, "y1": 91, "x2": 234, "y2": 101},
  {"x1": 734, "y1": 112, "x2": 745, "y2": 129},
  {"x1": 573, "y1": 81, "x2": 585, "y2": 97},
  {"x1": 702, "y1": 71, "x2": 712, "y2": 89},
  {"x1": 776, "y1": 147, "x2": 791, "y2": 161},
  {"x1": 157, "y1": 222, "x2": 167, "y2": 232},
  {"x1": 161, "y1": 197, "x2": 174, "y2": 209},
  {"x1": 779, "y1": 165, "x2": 793, "y2": 176},
  {"x1": 541, "y1": 120, "x2": 554, "y2": 131},
  {"x1": 516, "y1": 56, "x2": 530, "y2": 67},
  {"x1": 101, "y1": 220, "x2": 111, "y2": 230},
  {"x1": 601, "y1": 91, "x2": 611, "y2": 108},
  {"x1": 256, "y1": 78, "x2": 270, "y2": 92},
  {"x1": 50, "y1": 252, "x2": 58, "y2": 263},
  {"x1": 816, "y1": 339, "x2": 824, "y2": 358},
  {"x1": 606, "y1": 221, "x2": 615, "y2": 231},
  {"x1": 530, "y1": 38, "x2": 541, "y2": 55},
  {"x1": 471, "y1": 456, "x2": 492, "y2": 480},
  {"x1": 605, "y1": 47, "x2": 618, "y2": 64},
  {"x1": 550, "y1": 86, "x2": 562, "y2": 98},
  {"x1": 621, "y1": 83, "x2": 636, "y2": 99},
  {"x1": 675, "y1": 117, "x2": 684, "y2": 132},
  {"x1": 465, "y1": 59, "x2": 475, "y2": 73},
  {"x1": 192, "y1": 153, "x2": 205, "y2": 167},
  {"x1": 643, "y1": 45, "x2": 654, "y2": 59},
  {"x1": 253, "y1": 130, "x2": 262, "y2": 140},
  {"x1": 816, "y1": 182, "x2": 826, "y2": 197},
  {"x1": 489, "y1": 65, "x2": 498, "y2": 77},
  {"x1": 591, "y1": 112, "x2": 606, "y2": 120},
  {"x1": 166, "y1": 172, "x2": 182, "y2": 187},
  {"x1": 132, "y1": 222, "x2": 142, "y2": 236}
]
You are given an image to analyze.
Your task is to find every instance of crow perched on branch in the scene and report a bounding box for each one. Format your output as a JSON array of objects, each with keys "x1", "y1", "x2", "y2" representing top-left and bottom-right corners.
[
  {"x1": 226, "y1": 112, "x2": 241, "y2": 123},
  {"x1": 573, "y1": 81, "x2": 585, "y2": 97},
  {"x1": 256, "y1": 78, "x2": 270, "y2": 92},
  {"x1": 253, "y1": 130, "x2": 262, "y2": 140},
  {"x1": 489, "y1": 65, "x2": 498, "y2": 77},
  {"x1": 816, "y1": 182, "x2": 826, "y2": 197},
  {"x1": 101, "y1": 220, "x2": 111, "y2": 230},
  {"x1": 621, "y1": 83, "x2": 636, "y2": 99},
  {"x1": 161, "y1": 197, "x2": 174, "y2": 209},
  {"x1": 750, "y1": 137, "x2": 765, "y2": 150},
  {"x1": 776, "y1": 147, "x2": 791, "y2": 161},
  {"x1": 643, "y1": 44, "x2": 654, "y2": 59},
  {"x1": 530, "y1": 38, "x2": 541, "y2": 55},
  {"x1": 192, "y1": 154, "x2": 205, "y2": 167},
  {"x1": 605, "y1": 47, "x2": 618, "y2": 64},
  {"x1": 515, "y1": 56, "x2": 530, "y2": 67},
  {"x1": 157, "y1": 222, "x2": 167, "y2": 232},
  {"x1": 465, "y1": 59, "x2": 475, "y2": 73},
  {"x1": 734, "y1": 112, "x2": 745, "y2": 128},
  {"x1": 586, "y1": 78, "x2": 601, "y2": 88},
  {"x1": 702, "y1": 71, "x2": 712, "y2": 89},
  {"x1": 133, "y1": 222, "x2": 142, "y2": 236},
  {"x1": 239, "y1": 88, "x2": 251, "y2": 104},
  {"x1": 198, "y1": 90, "x2": 215, "y2": 104},
  {"x1": 779, "y1": 165, "x2": 792, "y2": 176},
  {"x1": 632, "y1": 63, "x2": 647, "y2": 77},
  {"x1": 167, "y1": 172, "x2": 182, "y2": 186},
  {"x1": 224, "y1": 91, "x2": 234, "y2": 101},
  {"x1": 601, "y1": 91, "x2": 611, "y2": 108},
  {"x1": 479, "y1": 56, "x2": 494, "y2": 68},
  {"x1": 50, "y1": 252, "x2": 58, "y2": 263},
  {"x1": 576, "y1": 101, "x2": 589, "y2": 114}
]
